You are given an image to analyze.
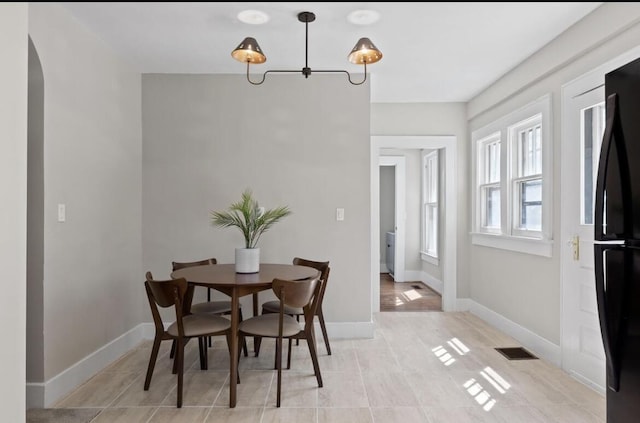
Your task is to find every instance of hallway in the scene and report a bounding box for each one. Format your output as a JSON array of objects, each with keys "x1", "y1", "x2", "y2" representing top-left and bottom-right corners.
[{"x1": 380, "y1": 273, "x2": 442, "y2": 312}]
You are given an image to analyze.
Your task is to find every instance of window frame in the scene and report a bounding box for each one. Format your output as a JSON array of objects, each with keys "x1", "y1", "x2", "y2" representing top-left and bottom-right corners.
[
  {"x1": 477, "y1": 133, "x2": 502, "y2": 234},
  {"x1": 421, "y1": 150, "x2": 439, "y2": 262},
  {"x1": 471, "y1": 94, "x2": 553, "y2": 257}
]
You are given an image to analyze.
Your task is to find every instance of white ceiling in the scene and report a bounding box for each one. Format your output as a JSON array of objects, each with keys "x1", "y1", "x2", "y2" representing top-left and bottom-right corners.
[{"x1": 58, "y1": 2, "x2": 602, "y2": 103}]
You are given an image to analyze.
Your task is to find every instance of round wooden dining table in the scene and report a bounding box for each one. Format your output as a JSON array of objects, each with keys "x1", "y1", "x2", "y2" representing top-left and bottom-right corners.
[{"x1": 170, "y1": 263, "x2": 319, "y2": 408}]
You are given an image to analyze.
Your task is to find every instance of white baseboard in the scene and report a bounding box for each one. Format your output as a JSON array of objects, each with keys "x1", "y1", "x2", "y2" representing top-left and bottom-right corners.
[
  {"x1": 456, "y1": 298, "x2": 472, "y2": 311},
  {"x1": 399, "y1": 270, "x2": 443, "y2": 295},
  {"x1": 27, "y1": 323, "x2": 154, "y2": 408},
  {"x1": 421, "y1": 272, "x2": 443, "y2": 294},
  {"x1": 26, "y1": 319, "x2": 372, "y2": 409},
  {"x1": 466, "y1": 299, "x2": 561, "y2": 366}
]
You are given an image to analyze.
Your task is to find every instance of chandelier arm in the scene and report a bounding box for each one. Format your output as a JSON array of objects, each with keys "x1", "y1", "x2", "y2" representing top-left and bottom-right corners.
[
  {"x1": 312, "y1": 62, "x2": 369, "y2": 86},
  {"x1": 246, "y1": 62, "x2": 310, "y2": 85},
  {"x1": 245, "y1": 62, "x2": 266, "y2": 85}
]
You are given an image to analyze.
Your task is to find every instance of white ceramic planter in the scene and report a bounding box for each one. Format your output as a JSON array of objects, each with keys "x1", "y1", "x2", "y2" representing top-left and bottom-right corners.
[{"x1": 235, "y1": 247, "x2": 260, "y2": 273}]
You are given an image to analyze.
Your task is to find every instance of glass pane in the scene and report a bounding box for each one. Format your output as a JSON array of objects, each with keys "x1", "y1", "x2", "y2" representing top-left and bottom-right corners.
[
  {"x1": 427, "y1": 205, "x2": 438, "y2": 255},
  {"x1": 483, "y1": 186, "x2": 500, "y2": 228},
  {"x1": 429, "y1": 156, "x2": 438, "y2": 200},
  {"x1": 520, "y1": 179, "x2": 542, "y2": 230},
  {"x1": 520, "y1": 125, "x2": 542, "y2": 177},
  {"x1": 582, "y1": 102, "x2": 606, "y2": 225},
  {"x1": 485, "y1": 141, "x2": 500, "y2": 183}
]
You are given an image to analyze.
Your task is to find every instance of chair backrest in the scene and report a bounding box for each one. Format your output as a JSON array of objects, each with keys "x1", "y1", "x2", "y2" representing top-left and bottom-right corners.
[
  {"x1": 272, "y1": 277, "x2": 318, "y2": 309},
  {"x1": 144, "y1": 271, "x2": 189, "y2": 335},
  {"x1": 272, "y1": 276, "x2": 322, "y2": 333},
  {"x1": 172, "y1": 257, "x2": 217, "y2": 271},
  {"x1": 292, "y1": 257, "x2": 330, "y2": 310}
]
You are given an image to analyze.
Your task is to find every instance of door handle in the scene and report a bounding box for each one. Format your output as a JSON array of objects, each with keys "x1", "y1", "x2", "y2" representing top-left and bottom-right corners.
[{"x1": 568, "y1": 236, "x2": 579, "y2": 261}]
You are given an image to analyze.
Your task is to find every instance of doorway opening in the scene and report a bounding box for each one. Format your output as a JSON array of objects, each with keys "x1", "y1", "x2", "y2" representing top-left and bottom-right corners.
[{"x1": 370, "y1": 136, "x2": 457, "y2": 313}]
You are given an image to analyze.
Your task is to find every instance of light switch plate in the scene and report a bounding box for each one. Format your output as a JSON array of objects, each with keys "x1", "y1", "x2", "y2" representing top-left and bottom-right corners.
[
  {"x1": 336, "y1": 208, "x2": 344, "y2": 221},
  {"x1": 58, "y1": 204, "x2": 66, "y2": 222}
]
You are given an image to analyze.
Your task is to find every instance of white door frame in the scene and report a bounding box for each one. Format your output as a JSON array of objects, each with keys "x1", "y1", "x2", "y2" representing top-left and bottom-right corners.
[
  {"x1": 379, "y1": 156, "x2": 406, "y2": 283},
  {"x1": 559, "y1": 45, "x2": 640, "y2": 393},
  {"x1": 371, "y1": 135, "x2": 457, "y2": 312}
]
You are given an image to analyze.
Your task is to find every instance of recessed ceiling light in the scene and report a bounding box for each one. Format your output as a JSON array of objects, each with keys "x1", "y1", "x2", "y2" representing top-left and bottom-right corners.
[
  {"x1": 237, "y1": 10, "x2": 270, "y2": 25},
  {"x1": 347, "y1": 9, "x2": 381, "y2": 25}
]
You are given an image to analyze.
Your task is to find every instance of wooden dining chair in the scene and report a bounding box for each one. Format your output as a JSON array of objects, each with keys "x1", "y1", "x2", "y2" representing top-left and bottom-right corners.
[
  {"x1": 255, "y1": 257, "x2": 331, "y2": 357},
  {"x1": 237, "y1": 276, "x2": 323, "y2": 407},
  {"x1": 143, "y1": 271, "x2": 232, "y2": 408},
  {"x1": 171, "y1": 258, "x2": 248, "y2": 357}
]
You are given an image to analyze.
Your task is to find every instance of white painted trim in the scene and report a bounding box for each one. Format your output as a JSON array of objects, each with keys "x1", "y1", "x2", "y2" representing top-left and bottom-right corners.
[
  {"x1": 456, "y1": 298, "x2": 472, "y2": 312},
  {"x1": 471, "y1": 232, "x2": 553, "y2": 257},
  {"x1": 371, "y1": 136, "x2": 457, "y2": 312},
  {"x1": 420, "y1": 252, "x2": 440, "y2": 266},
  {"x1": 422, "y1": 272, "x2": 443, "y2": 295},
  {"x1": 26, "y1": 319, "x2": 373, "y2": 409},
  {"x1": 467, "y1": 300, "x2": 561, "y2": 366},
  {"x1": 27, "y1": 323, "x2": 152, "y2": 408},
  {"x1": 402, "y1": 270, "x2": 444, "y2": 295}
]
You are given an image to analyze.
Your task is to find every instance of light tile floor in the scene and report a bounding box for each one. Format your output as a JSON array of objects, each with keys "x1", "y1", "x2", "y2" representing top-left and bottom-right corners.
[{"x1": 51, "y1": 312, "x2": 605, "y2": 422}]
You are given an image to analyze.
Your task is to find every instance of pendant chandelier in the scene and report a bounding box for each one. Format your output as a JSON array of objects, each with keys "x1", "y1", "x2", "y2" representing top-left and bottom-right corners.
[{"x1": 231, "y1": 11, "x2": 383, "y2": 86}]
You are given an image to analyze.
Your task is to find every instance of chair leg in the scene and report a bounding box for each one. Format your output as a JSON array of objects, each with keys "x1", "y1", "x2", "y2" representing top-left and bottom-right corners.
[
  {"x1": 198, "y1": 337, "x2": 208, "y2": 370},
  {"x1": 287, "y1": 338, "x2": 293, "y2": 370},
  {"x1": 239, "y1": 309, "x2": 249, "y2": 357},
  {"x1": 254, "y1": 336, "x2": 262, "y2": 357},
  {"x1": 317, "y1": 309, "x2": 332, "y2": 355},
  {"x1": 169, "y1": 339, "x2": 176, "y2": 359},
  {"x1": 295, "y1": 315, "x2": 300, "y2": 346},
  {"x1": 144, "y1": 336, "x2": 162, "y2": 390},
  {"x1": 176, "y1": 338, "x2": 184, "y2": 408},
  {"x1": 306, "y1": 330, "x2": 323, "y2": 388},
  {"x1": 276, "y1": 335, "x2": 283, "y2": 407}
]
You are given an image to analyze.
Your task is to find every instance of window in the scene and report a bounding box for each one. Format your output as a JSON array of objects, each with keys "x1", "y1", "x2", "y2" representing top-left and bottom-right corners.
[
  {"x1": 477, "y1": 134, "x2": 501, "y2": 233},
  {"x1": 472, "y1": 94, "x2": 552, "y2": 257},
  {"x1": 422, "y1": 150, "x2": 438, "y2": 261},
  {"x1": 581, "y1": 102, "x2": 605, "y2": 225}
]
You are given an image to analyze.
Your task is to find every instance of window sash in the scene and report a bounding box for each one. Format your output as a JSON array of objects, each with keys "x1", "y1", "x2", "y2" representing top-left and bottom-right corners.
[
  {"x1": 518, "y1": 124, "x2": 542, "y2": 177},
  {"x1": 422, "y1": 151, "x2": 439, "y2": 258},
  {"x1": 480, "y1": 182, "x2": 501, "y2": 232},
  {"x1": 513, "y1": 175, "x2": 542, "y2": 234}
]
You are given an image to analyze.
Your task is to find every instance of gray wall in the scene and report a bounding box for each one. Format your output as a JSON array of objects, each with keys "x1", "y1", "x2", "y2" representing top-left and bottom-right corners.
[
  {"x1": 28, "y1": 3, "x2": 143, "y2": 381},
  {"x1": 0, "y1": 3, "x2": 28, "y2": 420},
  {"x1": 379, "y1": 166, "x2": 394, "y2": 269},
  {"x1": 141, "y1": 74, "x2": 372, "y2": 324},
  {"x1": 380, "y1": 149, "x2": 423, "y2": 274},
  {"x1": 371, "y1": 103, "x2": 468, "y2": 297},
  {"x1": 467, "y1": 2, "x2": 640, "y2": 344},
  {"x1": 27, "y1": 36, "x2": 45, "y2": 384}
]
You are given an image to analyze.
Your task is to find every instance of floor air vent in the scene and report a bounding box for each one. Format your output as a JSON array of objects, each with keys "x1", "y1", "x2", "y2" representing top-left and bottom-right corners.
[
  {"x1": 495, "y1": 347, "x2": 538, "y2": 360},
  {"x1": 411, "y1": 284, "x2": 423, "y2": 290}
]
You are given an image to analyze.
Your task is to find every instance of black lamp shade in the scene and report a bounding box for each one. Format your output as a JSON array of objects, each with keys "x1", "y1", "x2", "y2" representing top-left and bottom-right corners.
[{"x1": 231, "y1": 37, "x2": 267, "y2": 64}]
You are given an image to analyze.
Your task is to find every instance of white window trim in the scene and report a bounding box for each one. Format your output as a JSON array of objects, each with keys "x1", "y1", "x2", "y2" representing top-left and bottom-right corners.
[
  {"x1": 471, "y1": 94, "x2": 553, "y2": 257},
  {"x1": 421, "y1": 150, "x2": 439, "y2": 263},
  {"x1": 477, "y1": 132, "x2": 502, "y2": 235}
]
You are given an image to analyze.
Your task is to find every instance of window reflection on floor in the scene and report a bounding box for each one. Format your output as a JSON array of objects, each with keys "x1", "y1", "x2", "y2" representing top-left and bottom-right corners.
[{"x1": 380, "y1": 273, "x2": 442, "y2": 311}]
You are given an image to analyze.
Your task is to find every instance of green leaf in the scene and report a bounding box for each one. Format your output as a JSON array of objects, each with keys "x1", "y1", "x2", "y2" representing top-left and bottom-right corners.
[{"x1": 210, "y1": 189, "x2": 292, "y2": 248}]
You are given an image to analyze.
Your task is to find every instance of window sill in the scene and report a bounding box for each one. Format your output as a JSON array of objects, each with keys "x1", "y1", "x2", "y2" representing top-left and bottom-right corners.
[
  {"x1": 471, "y1": 232, "x2": 553, "y2": 257},
  {"x1": 420, "y1": 252, "x2": 440, "y2": 265}
]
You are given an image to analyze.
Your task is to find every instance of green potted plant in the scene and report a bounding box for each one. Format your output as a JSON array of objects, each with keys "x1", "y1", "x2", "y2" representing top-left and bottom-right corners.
[{"x1": 211, "y1": 189, "x2": 292, "y2": 273}]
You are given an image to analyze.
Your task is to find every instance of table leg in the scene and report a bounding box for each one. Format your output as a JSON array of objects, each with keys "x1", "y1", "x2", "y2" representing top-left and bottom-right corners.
[{"x1": 229, "y1": 289, "x2": 239, "y2": 408}]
